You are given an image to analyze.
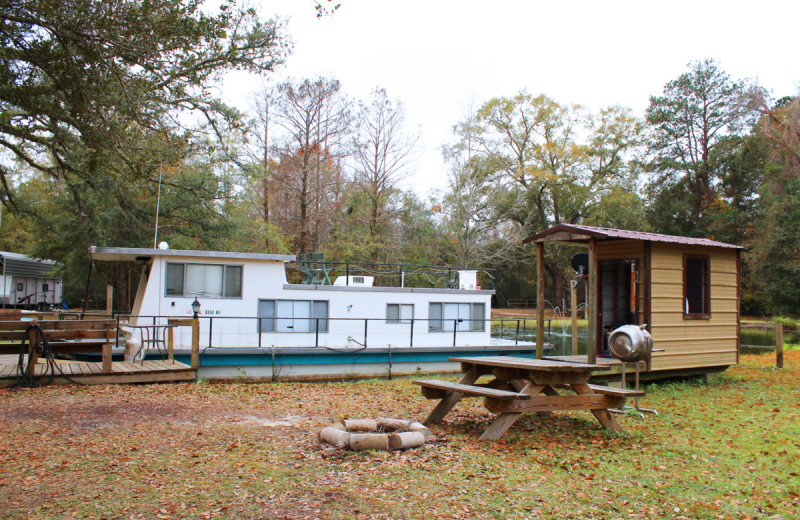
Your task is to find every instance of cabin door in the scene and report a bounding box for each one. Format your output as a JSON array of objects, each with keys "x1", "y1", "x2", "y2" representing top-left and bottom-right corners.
[{"x1": 596, "y1": 259, "x2": 639, "y2": 355}]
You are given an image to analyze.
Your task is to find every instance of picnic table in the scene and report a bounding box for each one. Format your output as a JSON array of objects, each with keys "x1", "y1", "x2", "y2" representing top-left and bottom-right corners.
[{"x1": 415, "y1": 356, "x2": 644, "y2": 441}]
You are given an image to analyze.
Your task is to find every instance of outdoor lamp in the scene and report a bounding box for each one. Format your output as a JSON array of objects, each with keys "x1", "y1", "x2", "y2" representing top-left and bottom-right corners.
[{"x1": 192, "y1": 297, "x2": 201, "y2": 319}]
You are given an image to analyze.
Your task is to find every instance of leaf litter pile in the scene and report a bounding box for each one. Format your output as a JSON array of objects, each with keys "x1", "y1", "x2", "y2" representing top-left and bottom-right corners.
[{"x1": 1, "y1": 351, "x2": 798, "y2": 519}]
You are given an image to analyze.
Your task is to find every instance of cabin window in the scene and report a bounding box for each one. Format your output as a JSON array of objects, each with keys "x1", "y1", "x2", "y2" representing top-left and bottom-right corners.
[
  {"x1": 165, "y1": 262, "x2": 242, "y2": 298},
  {"x1": 386, "y1": 304, "x2": 413, "y2": 324},
  {"x1": 258, "y1": 299, "x2": 328, "y2": 333},
  {"x1": 684, "y1": 255, "x2": 710, "y2": 319},
  {"x1": 428, "y1": 302, "x2": 485, "y2": 332},
  {"x1": 42, "y1": 284, "x2": 49, "y2": 292},
  {"x1": 16, "y1": 282, "x2": 23, "y2": 292}
]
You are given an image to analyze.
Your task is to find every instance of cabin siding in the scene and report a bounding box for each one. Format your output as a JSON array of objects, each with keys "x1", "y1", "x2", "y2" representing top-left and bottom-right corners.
[
  {"x1": 648, "y1": 243, "x2": 739, "y2": 371},
  {"x1": 596, "y1": 240, "x2": 643, "y2": 260}
]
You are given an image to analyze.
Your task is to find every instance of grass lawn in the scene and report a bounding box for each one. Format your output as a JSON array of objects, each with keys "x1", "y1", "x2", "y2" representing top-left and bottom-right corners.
[{"x1": 1, "y1": 351, "x2": 798, "y2": 519}]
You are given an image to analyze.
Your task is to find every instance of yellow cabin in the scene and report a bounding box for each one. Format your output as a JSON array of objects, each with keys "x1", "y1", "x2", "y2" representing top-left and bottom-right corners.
[{"x1": 524, "y1": 224, "x2": 743, "y2": 378}]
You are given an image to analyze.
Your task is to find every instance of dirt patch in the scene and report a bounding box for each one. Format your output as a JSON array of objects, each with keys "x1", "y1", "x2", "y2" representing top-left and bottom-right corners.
[{"x1": 0, "y1": 398, "x2": 229, "y2": 430}]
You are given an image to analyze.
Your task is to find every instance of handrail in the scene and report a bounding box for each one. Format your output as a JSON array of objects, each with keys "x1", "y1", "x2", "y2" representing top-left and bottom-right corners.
[{"x1": 115, "y1": 313, "x2": 526, "y2": 350}]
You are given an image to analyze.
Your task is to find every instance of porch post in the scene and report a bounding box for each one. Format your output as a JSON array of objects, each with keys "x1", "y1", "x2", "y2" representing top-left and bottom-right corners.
[
  {"x1": 587, "y1": 239, "x2": 597, "y2": 364},
  {"x1": 536, "y1": 241, "x2": 545, "y2": 359}
]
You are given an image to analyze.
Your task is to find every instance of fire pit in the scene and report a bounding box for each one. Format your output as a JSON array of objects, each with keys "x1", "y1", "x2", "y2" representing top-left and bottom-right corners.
[{"x1": 319, "y1": 418, "x2": 433, "y2": 451}]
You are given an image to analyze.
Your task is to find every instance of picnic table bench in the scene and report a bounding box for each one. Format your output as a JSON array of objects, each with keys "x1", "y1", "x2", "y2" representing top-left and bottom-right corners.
[{"x1": 417, "y1": 356, "x2": 644, "y2": 440}]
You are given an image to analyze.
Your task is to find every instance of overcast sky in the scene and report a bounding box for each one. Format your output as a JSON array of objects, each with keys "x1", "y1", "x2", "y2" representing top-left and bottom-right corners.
[{"x1": 223, "y1": 0, "x2": 800, "y2": 196}]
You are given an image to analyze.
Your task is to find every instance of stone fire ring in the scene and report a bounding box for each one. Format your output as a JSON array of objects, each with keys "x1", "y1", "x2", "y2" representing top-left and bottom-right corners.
[{"x1": 319, "y1": 418, "x2": 433, "y2": 451}]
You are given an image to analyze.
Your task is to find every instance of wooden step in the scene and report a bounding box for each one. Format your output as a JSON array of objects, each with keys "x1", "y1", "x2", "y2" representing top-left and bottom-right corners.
[{"x1": 586, "y1": 383, "x2": 645, "y2": 397}]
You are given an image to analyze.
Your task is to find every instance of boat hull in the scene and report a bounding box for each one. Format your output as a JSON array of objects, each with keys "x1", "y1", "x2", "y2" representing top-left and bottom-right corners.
[{"x1": 169, "y1": 345, "x2": 541, "y2": 381}]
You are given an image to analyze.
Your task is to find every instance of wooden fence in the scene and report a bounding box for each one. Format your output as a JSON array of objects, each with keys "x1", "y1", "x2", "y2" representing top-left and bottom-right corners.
[{"x1": 741, "y1": 322, "x2": 784, "y2": 369}]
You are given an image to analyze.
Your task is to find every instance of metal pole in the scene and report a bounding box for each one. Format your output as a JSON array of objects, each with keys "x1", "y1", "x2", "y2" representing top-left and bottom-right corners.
[
  {"x1": 452, "y1": 320, "x2": 458, "y2": 346},
  {"x1": 81, "y1": 260, "x2": 93, "y2": 319},
  {"x1": 364, "y1": 319, "x2": 368, "y2": 348},
  {"x1": 154, "y1": 164, "x2": 162, "y2": 248},
  {"x1": 515, "y1": 319, "x2": 520, "y2": 345},
  {"x1": 409, "y1": 318, "x2": 414, "y2": 347},
  {"x1": 315, "y1": 318, "x2": 319, "y2": 348}
]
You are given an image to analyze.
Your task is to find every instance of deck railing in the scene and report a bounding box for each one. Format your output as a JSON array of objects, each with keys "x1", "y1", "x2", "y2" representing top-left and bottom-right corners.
[
  {"x1": 740, "y1": 322, "x2": 785, "y2": 368},
  {"x1": 286, "y1": 259, "x2": 497, "y2": 289},
  {"x1": 113, "y1": 314, "x2": 549, "y2": 353}
]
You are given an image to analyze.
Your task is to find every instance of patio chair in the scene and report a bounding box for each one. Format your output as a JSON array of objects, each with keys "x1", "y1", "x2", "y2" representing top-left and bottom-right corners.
[
  {"x1": 298, "y1": 254, "x2": 315, "y2": 284},
  {"x1": 309, "y1": 252, "x2": 332, "y2": 285}
]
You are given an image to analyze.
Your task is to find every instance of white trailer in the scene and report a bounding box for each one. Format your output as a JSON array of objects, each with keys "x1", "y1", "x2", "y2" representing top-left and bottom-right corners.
[{"x1": 0, "y1": 252, "x2": 62, "y2": 310}]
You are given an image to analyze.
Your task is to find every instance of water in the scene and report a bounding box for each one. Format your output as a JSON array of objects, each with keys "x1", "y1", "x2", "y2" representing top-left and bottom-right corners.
[
  {"x1": 493, "y1": 322, "x2": 798, "y2": 355},
  {"x1": 491, "y1": 320, "x2": 589, "y2": 356}
]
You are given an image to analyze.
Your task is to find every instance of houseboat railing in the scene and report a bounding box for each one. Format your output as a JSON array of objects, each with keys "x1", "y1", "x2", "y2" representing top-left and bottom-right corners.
[
  {"x1": 287, "y1": 259, "x2": 497, "y2": 289},
  {"x1": 115, "y1": 314, "x2": 550, "y2": 350}
]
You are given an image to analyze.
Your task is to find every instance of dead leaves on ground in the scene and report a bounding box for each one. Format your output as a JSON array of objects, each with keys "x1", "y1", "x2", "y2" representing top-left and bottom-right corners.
[{"x1": 1, "y1": 352, "x2": 799, "y2": 519}]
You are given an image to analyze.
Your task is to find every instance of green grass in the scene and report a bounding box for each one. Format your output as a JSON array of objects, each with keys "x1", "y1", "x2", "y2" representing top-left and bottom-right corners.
[{"x1": 1, "y1": 351, "x2": 798, "y2": 519}]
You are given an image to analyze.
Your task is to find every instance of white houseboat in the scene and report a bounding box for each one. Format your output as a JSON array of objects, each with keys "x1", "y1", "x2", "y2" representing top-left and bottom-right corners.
[{"x1": 89, "y1": 246, "x2": 538, "y2": 380}]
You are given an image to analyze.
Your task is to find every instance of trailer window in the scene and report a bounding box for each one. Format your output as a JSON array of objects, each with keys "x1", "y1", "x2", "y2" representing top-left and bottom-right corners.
[
  {"x1": 166, "y1": 262, "x2": 242, "y2": 298},
  {"x1": 684, "y1": 255, "x2": 710, "y2": 319},
  {"x1": 258, "y1": 299, "x2": 328, "y2": 332},
  {"x1": 428, "y1": 302, "x2": 485, "y2": 331}
]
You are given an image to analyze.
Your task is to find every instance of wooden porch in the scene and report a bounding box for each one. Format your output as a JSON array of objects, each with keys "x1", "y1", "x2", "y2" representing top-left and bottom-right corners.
[{"x1": 0, "y1": 357, "x2": 196, "y2": 387}]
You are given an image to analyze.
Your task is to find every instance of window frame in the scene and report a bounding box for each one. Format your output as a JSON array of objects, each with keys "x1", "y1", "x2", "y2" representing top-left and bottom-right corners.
[
  {"x1": 428, "y1": 302, "x2": 486, "y2": 332},
  {"x1": 164, "y1": 262, "x2": 243, "y2": 299},
  {"x1": 257, "y1": 299, "x2": 329, "y2": 333},
  {"x1": 386, "y1": 303, "x2": 414, "y2": 324},
  {"x1": 683, "y1": 254, "x2": 711, "y2": 320}
]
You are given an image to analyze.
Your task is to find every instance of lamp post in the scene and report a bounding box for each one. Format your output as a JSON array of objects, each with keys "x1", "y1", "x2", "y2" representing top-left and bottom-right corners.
[{"x1": 191, "y1": 298, "x2": 200, "y2": 369}]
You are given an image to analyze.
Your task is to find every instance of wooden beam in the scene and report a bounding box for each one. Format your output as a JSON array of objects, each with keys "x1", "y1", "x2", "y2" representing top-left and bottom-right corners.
[
  {"x1": 191, "y1": 317, "x2": 200, "y2": 369},
  {"x1": 537, "y1": 241, "x2": 545, "y2": 359},
  {"x1": 587, "y1": 239, "x2": 597, "y2": 364},
  {"x1": 106, "y1": 285, "x2": 113, "y2": 315},
  {"x1": 570, "y1": 280, "x2": 578, "y2": 356}
]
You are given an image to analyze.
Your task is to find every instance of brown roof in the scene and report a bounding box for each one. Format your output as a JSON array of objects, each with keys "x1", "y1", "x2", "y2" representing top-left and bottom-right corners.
[{"x1": 523, "y1": 224, "x2": 744, "y2": 249}]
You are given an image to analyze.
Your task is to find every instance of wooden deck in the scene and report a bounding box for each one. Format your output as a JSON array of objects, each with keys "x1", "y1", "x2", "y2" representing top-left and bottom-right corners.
[{"x1": 0, "y1": 358, "x2": 196, "y2": 387}]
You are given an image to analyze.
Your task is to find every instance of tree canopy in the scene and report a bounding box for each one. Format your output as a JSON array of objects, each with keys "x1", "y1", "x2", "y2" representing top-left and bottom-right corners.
[{"x1": 0, "y1": 8, "x2": 797, "y2": 320}]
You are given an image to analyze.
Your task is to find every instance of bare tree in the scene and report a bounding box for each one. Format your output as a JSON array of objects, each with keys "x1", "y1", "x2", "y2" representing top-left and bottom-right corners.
[
  {"x1": 268, "y1": 77, "x2": 352, "y2": 253},
  {"x1": 352, "y1": 88, "x2": 418, "y2": 261},
  {"x1": 442, "y1": 105, "x2": 523, "y2": 268}
]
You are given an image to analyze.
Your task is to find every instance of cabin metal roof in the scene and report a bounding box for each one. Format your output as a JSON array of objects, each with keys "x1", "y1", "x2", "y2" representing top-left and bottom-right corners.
[
  {"x1": 523, "y1": 224, "x2": 745, "y2": 249},
  {"x1": 89, "y1": 246, "x2": 296, "y2": 262},
  {"x1": 0, "y1": 251, "x2": 60, "y2": 277}
]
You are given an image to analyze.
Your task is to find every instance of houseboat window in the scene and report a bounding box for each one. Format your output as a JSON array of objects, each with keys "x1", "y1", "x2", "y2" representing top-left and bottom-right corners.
[
  {"x1": 428, "y1": 303, "x2": 485, "y2": 332},
  {"x1": 258, "y1": 299, "x2": 328, "y2": 332},
  {"x1": 224, "y1": 266, "x2": 242, "y2": 298},
  {"x1": 684, "y1": 255, "x2": 710, "y2": 318},
  {"x1": 166, "y1": 263, "x2": 184, "y2": 295},
  {"x1": 16, "y1": 282, "x2": 23, "y2": 292},
  {"x1": 165, "y1": 262, "x2": 242, "y2": 298},
  {"x1": 42, "y1": 284, "x2": 49, "y2": 292},
  {"x1": 386, "y1": 304, "x2": 413, "y2": 324}
]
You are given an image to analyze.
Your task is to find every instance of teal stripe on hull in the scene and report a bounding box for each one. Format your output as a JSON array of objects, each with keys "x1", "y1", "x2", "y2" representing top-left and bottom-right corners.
[{"x1": 170, "y1": 347, "x2": 538, "y2": 367}]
